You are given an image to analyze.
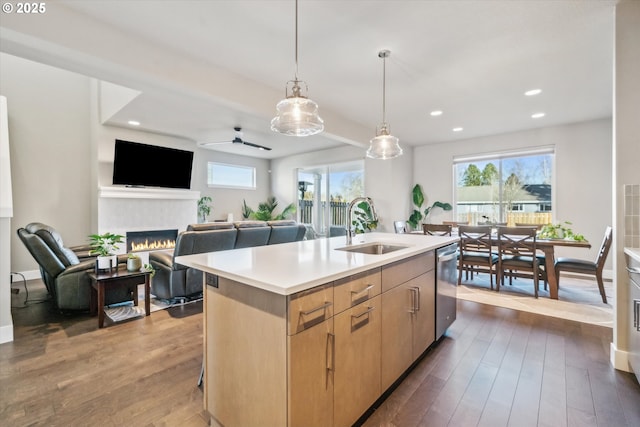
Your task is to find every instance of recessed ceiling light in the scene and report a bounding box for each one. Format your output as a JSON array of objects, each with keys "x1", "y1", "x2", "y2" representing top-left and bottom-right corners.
[
  {"x1": 531, "y1": 113, "x2": 545, "y2": 119},
  {"x1": 128, "y1": 120, "x2": 141, "y2": 126},
  {"x1": 452, "y1": 127, "x2": 463, "y2": 132},
  {"x1": 525, "y1": 89, "x2": 542, "y2": 96},
  {"x1": 430, "y1": 110, "x2": 443, "y2": 116}
]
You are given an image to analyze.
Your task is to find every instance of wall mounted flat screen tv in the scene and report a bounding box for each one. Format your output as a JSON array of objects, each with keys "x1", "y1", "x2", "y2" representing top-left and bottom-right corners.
[{"x1": 112, "y1": 139, "x2": 194, "y2": 189}]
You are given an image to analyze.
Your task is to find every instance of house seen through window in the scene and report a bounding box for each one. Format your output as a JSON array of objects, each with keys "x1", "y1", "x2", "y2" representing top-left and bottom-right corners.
[{"x1": 453, "y1": 148, "x2": 554, "y2": 226}]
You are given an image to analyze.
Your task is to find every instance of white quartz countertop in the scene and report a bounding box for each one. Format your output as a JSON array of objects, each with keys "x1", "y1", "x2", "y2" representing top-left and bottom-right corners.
[
  {"x1": 175, "y1": 232, "x2": 458, "y2": 295},
  {"x1": 625, "y1": 247, "x2": 640, "y2": 263}
]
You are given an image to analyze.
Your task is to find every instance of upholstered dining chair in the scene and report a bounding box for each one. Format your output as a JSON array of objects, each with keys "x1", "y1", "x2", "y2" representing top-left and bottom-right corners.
[
  {"x1": 555, "y1": 226, "x2": 612, "y2": 304},
  {"x1": 457, "y1": 225, "x2": 497, "y2": 288},
  {"x1": 423, "y1": 223, "x2": 452, "y2": 236},
  {"x1": 497, "y1": 226, "x2": 543, "y2": 298}
]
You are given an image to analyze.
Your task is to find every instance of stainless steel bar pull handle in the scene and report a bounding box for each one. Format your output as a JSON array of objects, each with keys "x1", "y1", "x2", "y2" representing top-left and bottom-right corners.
[
  {"x1": 635, "y1": 300, "x2": 640, "y2": 331},
  {"x1": 326, "y1": 333, "x2": 335, "y2": 372},
  {"x1": 412, "y1": 286, "x2": 421, "y2": 312},
  {"x1": 301, "y1": 301, "x2": 332, "y2": 316},
  {"x1": 351, "y1": 284, "x2": 374, "y2": 297},
  {"x1": 352, "y1": 306, "x2": 375, "y2": 319},
  {"x1": 409, "y1": 288, "x2": 418, "y2": 314}
]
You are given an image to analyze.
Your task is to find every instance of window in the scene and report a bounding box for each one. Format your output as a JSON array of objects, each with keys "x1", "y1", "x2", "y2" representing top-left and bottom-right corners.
[
  {"x1": 207, "y1": 162, "x2": 256, "y2": 189},
  {"x1": 297, "y1": 160, "x2": 364, "y2": 235},
  {"x1": 453, "y1": 147, "x2": 554, "y2": 225}
]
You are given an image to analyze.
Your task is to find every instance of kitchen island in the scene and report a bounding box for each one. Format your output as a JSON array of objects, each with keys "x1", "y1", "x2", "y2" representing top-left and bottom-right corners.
[{"x1": 177, "y1": 232, "x2": 459, "y2": 427}]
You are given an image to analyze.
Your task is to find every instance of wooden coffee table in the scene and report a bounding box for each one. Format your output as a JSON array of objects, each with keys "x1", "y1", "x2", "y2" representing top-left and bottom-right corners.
[{"x1": 89, "y1": 267, "x2": 152, "y2": 328}]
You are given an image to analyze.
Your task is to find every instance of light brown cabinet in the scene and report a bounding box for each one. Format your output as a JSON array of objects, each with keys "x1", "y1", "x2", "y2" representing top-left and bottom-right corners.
[
  {"x1": 380, "y1": 253, "x2": 436, "y2": 391},
  {"x1": 288, "y1": 317, "x2": 334, "y2": 427},
  {"x1": 334, "y1": 295, "x2": 382, "y2": 427}
]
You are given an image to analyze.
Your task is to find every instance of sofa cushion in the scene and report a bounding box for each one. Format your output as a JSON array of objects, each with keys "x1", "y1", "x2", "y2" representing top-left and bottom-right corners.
[
  {"x1": 234, "y1": 220, "x2": 268, "y2": 228},
  {"x1": 26, "y1": 222, "x2": 80, "y2": 266},
  {"x1": 187, "y1": 222, "x2": 234, "y2": 231},
  {"x1": 267, "y1": 220, "x2": 297, "y2": 226}
]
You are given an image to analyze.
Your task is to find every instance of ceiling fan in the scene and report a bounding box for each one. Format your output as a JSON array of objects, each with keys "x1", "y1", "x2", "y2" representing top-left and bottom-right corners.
[{"x1": 199, "y1": 127, "x2": 272, "y2": 151}]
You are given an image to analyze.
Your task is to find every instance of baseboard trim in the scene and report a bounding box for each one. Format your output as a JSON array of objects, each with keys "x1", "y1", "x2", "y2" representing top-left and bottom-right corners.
[
  {"x1": 610, "y1": 342, "x2": 631, "y2": 372},
  {"x1": 0, "y1": 323, "x2": 14, "y2": 344}
]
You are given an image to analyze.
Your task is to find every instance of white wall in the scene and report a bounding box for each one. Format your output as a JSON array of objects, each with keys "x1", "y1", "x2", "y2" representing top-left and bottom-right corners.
[
  {"x1": 0, "y1": 53, "x2": 93, "y2": 273},
  {"x1": 415, "y1": 118, "x2": 612, "y2": 262},
  {"x1": 271, "y1": 144, "x2": 414, "y2": 233},
  {"x1": 611, "y1": 0, "x2": 640, "y2": 371}
]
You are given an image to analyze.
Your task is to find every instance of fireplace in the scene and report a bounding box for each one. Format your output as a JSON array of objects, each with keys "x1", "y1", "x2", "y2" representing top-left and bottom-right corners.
[{"x1": 126, "y1": 229, "x2": 178, "y2": 253}]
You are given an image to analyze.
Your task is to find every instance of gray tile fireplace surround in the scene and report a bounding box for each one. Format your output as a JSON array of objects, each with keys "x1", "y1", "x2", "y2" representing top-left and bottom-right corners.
[
  {"x1": 625, "y1": 184, "x2": 640, "y2": 248},
  {"x1": 98, "y1": 186, "x2": 199, "y2": 254}
]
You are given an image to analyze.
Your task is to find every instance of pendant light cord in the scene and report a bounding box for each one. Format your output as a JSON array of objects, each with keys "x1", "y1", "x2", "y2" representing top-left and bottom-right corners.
[
  {"x1": 382, "y1": 53, "x2": 386, "y2": 124},
  {"x1": 294, "y1": 0, "x2": 299, "y2": 81}
]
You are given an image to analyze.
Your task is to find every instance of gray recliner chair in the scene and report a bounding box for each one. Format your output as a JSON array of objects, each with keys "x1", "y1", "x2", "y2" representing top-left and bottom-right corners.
[{"x1": 17, "y1": 224, "x2": 133, "y2": 311}]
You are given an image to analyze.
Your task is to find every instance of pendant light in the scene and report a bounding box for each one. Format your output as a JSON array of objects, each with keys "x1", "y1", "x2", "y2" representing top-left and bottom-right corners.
[
  {"x1": 366, "y1": 50, "x2": 403, "y2": 159},
  {"x1": 271, "y1": 0, "x2": 323, "y2": 137}
]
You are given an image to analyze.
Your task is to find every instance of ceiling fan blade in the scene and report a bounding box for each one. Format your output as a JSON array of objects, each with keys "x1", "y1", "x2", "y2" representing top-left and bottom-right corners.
[
  {"x1": 242, "y1": 140, "x2": 272, "y2": 151},
  {"x1": 199, "y1": 141, "x2": 232, "y2": 146}
]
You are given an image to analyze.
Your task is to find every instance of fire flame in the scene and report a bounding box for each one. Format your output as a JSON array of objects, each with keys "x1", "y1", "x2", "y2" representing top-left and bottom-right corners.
[{"x1": 130, "y1": 239, "x2": 176, "y2": 252}]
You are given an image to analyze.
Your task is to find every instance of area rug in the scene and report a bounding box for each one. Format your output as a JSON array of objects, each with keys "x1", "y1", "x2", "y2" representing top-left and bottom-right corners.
[
  {"x1": 104, "y1": 284, "x2": 202, "y2": 324},
  {"x1": 456, "y1": 273, "x2": 613, "y2": 328}
]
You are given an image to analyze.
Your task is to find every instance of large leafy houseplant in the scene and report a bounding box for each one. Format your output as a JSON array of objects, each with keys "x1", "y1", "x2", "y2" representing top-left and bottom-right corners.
[
  {"x1": 351, "y1": 201, "x2": 378, "y2": 234},
  {"x1": 197, "y1": 196, "x2": 212, "y2": 223},
  {"x1": 243, "y1": 196, "x2": 296, "y2": 221},
  {"x1": 407, "y1": 184, "x2": 452, "y2": 229}
]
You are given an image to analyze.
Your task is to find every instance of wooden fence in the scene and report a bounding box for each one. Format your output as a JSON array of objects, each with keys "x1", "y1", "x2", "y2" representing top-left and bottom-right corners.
[{"x1": 298, "y1": 200, "x2": 349, "y2": 226}]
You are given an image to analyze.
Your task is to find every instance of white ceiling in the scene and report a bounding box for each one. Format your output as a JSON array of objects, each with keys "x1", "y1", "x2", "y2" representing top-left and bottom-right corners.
[{"x1": 0, "y1": 0, "x2": 615, "y2": 159}]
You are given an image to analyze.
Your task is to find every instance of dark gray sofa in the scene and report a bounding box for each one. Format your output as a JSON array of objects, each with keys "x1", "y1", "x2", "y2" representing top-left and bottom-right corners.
[{"x1": 149, "y1": 220, "x2": 306, "y2": 300}]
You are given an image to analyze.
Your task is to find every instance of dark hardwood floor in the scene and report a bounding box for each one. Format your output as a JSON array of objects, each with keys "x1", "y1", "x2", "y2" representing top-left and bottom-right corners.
[{"x1": 2, "y1": 280, "x2": 639, "y2": 427}]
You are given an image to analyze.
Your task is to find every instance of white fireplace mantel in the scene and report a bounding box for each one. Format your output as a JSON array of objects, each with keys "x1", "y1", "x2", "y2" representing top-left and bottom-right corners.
[{"x1": 99, "y1": 186, "x2": 200, "y2": 200}]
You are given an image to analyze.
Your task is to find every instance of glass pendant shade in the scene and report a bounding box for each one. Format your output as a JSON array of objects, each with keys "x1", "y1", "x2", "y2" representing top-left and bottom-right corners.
[
  {"x1": 272, "y1": 0, "x2": 323, "y2": 137},
  {"x1": 271, "y1": 81, "x2": 323, "y2": 136},
  {"x1": 367, "y1": 49, "x2": 402, "y2": 159},
  {"x1": 366, "y1": 123, "x2": 403, "y2": 159}
]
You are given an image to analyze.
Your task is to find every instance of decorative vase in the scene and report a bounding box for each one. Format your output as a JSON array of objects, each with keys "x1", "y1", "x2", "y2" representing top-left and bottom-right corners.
[
  {"x1": 127, "y1": 256, "x2": 142, "y2": 272},
  {"x1": 96, "y1": 255, "x2": 117, "y2": 271}
]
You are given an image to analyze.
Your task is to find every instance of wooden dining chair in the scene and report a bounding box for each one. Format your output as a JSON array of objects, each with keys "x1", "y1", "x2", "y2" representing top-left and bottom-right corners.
[
  {"x1": 554, "y1": 226, "x2": 612, "y2": 303},
  {"x1": 497, "y1": 226, "x2": 543, "y2": 298},
  {"x1": 423, "y1": 224, "x2": 452, "y2": 236},
  {"x1": 457, "y1": 225, "x2": 497, "y2": 288}
]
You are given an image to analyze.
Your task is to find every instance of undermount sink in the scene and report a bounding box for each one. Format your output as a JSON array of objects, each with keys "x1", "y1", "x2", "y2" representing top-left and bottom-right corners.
[{"x1": 335, "y1": 242, "x2": 408, "y2": 255}]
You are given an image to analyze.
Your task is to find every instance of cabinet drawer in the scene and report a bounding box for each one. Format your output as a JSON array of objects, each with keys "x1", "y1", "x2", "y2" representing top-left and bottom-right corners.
[
  {"x1": 381, "y1": 251, "x2": 435, "y2": 292},
  {"x1": 288, "y1": 284, "x2": 334, "y2": 335},
  {"x1": 333, "y1": 268, "x2": 381, "y2": 314}
]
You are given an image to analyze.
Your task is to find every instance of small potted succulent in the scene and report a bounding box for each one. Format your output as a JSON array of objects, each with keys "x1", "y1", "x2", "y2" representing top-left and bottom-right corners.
[
  {"x1": 127, "y1": 252, "x2": 142, "y2": 272},
  {"x1": 89, "y1": 232, "x2": 124, "y2": 271}
]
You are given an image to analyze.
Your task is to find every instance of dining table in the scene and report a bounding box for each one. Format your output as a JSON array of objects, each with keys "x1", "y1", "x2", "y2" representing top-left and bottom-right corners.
[{"x1": 413, "y1": 229, "x2": 592, "y2": 299}]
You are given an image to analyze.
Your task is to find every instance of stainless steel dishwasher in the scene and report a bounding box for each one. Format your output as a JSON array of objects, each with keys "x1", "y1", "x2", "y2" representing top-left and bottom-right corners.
[{"x1": 436, "y1": 242, "x2": 459, "y2": 339}]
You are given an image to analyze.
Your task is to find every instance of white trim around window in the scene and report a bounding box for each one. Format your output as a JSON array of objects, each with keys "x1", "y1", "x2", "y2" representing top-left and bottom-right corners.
[{"x1": 207, "y1": 162, "x2": 256, "y2": 190}]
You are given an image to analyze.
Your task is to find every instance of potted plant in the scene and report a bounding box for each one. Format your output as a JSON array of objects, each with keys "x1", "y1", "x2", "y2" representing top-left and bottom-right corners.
[
  {"x1": 538, "y1": 221, "x2": 585, "y2": 241},
  {"x1": 127, "y1": 252, "x2": 142, "y2": 272},
  {"x1": 406, "y1": 184, "x2": 452, "y2": 230},
  {"x1": 89, "y1": 232, "x2": 124, "y2": 270},
  {"x1": 198, "y1": 196, "x2": 213, "y2": 223}
]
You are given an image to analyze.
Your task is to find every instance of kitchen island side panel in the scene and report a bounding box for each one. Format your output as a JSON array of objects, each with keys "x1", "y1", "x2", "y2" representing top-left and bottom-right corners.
[{"x1": 206, "y1": 277, "x2": 288, "y2": 427}]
